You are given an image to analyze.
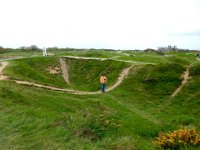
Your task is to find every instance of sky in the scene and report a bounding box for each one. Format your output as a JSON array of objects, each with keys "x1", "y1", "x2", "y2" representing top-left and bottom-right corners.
[{"x1": 0, "y1": 0, "x2": 200, "y2": 50}]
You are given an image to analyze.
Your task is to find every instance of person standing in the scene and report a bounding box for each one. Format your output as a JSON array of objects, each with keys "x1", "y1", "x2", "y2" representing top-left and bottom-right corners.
[
  {"x1": 43, "y1": 47, "x2": 47, "y2": 56},
  {"x1": 100, "y1": 74, "x2": 107, "y2": 93}
]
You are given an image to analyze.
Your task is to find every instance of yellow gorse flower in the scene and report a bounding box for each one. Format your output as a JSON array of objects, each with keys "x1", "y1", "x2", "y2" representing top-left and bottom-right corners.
[{"x1": 155, "y1": 128, "x2": 200, "y2": 149}]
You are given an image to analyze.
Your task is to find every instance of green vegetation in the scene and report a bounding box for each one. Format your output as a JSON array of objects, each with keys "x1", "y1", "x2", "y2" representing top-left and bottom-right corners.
[
  {"x1": 0, "y1": 49, "x2": 41, "y2": 59},
  {"x1": 64, "y1": 58, "x2": 128, "y2": 91},
  {"x1": 123, "y1": 63, "x2": 185, "y2": 96},
  {"x1": 4, "y1": 57, "x2": 68, "y2": 88},
  {"x1": 190, "y1": 63, "x2": 200, "y2": 76},
  {"x1": 4, "y1": 57, "x2": 128, "y2": 91},
  {"x1": 0, "y1": 49, "x2": 200, "y2": 150}
]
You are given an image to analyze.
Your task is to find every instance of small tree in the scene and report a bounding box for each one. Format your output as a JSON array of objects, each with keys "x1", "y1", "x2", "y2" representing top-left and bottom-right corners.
[{"x1": 29, "y1": 45, "x2": 39, "y2": 51}]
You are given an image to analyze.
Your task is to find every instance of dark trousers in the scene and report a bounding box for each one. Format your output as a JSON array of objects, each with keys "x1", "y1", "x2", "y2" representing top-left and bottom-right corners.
[{"x1": 101, "y1": 84, "x2": 105, "y2": 93}]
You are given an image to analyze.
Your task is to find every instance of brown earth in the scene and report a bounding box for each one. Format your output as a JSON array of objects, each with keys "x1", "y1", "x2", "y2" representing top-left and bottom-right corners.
[{"x1": 171, "y1": 66, "x2": 190, "y2": 97}]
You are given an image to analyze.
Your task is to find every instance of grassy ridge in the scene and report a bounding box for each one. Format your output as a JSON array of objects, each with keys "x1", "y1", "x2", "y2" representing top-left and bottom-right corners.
[
  {"x1": 113, "y1": 63, "x2": 185, "y2": 98},
  {"x1": 166, "y1": 63, "x2": 200, "y2": 128},
  {"x1": 4, "y1": 57, "x2": 68, "y2": 88},
  {"x1": 137, "y1": 63, "x2": 185, "y2": 96}
]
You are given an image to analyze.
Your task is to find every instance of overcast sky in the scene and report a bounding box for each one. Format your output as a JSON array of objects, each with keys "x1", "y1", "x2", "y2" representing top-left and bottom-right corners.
[{"x1": 0, "y1": 0, "x2": 200, "y2": 50}]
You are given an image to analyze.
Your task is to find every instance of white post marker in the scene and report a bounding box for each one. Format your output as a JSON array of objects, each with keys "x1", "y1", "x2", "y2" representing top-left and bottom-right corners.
[{"x1": 43, "y1": 47, "x2": 47, "y2": 56}]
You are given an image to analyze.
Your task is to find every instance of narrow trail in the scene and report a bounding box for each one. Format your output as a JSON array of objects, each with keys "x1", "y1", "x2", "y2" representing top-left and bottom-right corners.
[
  {"x1": 0, "y1": 60, "x2": 192, "y2": 96},
  {"x1": 106, "y1": 65, "x2": 133, "y2": 92},
  {"x1": 171, "y1": 66, "x2": 190, "y2": 97},
  {"x1": 63, "y1": 56, "x2": 156, "y2": 64},
  {"x1": 0, "y1": 62, "x2": 9, "y2": 80},
  {"x1": 0, "y1": 61, "x2": 133, "y2": 95},
  {"x1": 59, "y1": 58, "x2": 70, "y2": 84}
]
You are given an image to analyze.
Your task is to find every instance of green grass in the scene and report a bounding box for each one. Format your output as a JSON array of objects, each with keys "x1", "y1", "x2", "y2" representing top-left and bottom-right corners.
[
  {"x1": 0, "y1": 81, "x2": 157, "y2": 150},
  {"x1": 0, "y1": 50, "x2": 200, "y2": 149},
  {"x1": 0, "y1": 49, "x2": 41, "y2": 58},
  {"x1": 4, "y1": 57, "x2": 68, "y2": 88},
  {"x1": 64, "y1": 58, "x2": 128, "y2": 91},
  {"x1": 4, "y1": 57, "x2": 128, "y2": 91},
  {"x1": 64, "y1": 49, "x2": 115, "y2": 58},
  {"x1": 117, "y1": 52, "x2": 170, "y2": 64}
]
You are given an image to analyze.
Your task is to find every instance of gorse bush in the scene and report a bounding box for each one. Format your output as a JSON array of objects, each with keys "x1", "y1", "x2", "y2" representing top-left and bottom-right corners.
[{"x1": 155, "y1": 128, "x2": 200, "y2": 149}]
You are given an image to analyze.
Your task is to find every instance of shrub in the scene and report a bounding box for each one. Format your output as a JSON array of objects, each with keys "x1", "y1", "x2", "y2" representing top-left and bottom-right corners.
[
  {"x1": 155, "y1": 128, "x2": 200, "y2": 149},
  {"x1": 75, "y1": 114, "x2": 121, "y2": 141}
]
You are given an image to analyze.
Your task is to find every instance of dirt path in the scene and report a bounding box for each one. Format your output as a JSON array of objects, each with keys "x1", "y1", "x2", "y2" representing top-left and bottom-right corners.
[
  {"x1": 171, "y1": 67, "x2": 190, "y2": 97},
  {"x1": 63, "y1": 56, "x2": 155, "y2": 64},
  {"x1": 0, "y1": 61, "x2": 133, "y2": 95},
  {"x1": 1, "y1": 60, "x2": 190, "y2": 96},
  {"x1": 59, "y1": 58, "x2": 70, "y2": 84},
  {"x1": 0, "y1": 62, "x2": 9, "y2": 80},
  {"x1": 106, "y1": 65, "x2": 133, "y2": 92}
]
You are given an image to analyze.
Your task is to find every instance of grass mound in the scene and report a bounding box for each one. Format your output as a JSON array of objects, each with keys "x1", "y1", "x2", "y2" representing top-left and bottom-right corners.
[
  {"x1": 4, "y1": 57, "x2": 68, "y2": 88},
  {"x1": 119, "y1": 63, "x2": 185, "y2": 97}
]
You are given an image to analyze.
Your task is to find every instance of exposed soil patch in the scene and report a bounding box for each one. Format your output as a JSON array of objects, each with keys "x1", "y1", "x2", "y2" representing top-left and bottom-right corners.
[
  {"x1": 59, "y1": 58, "x2": 70, "y2": 84},
  {"x1": 0, "y1": 62, "x2": 9, "y2": 80},
  {"x1": 171, "y1": 66, "x2": 190, "y2": 97},
  {"x1": 47, "y1": 66, "x2": 61, "y2": 75},
  {"x1": 106, "y1": 65, "x2": 133, "y2": 92}
]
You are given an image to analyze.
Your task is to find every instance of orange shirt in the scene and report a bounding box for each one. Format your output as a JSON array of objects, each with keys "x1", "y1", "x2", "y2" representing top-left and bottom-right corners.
[{"x1": 100, "y1": 76, "x2": 107, "y2": 84}]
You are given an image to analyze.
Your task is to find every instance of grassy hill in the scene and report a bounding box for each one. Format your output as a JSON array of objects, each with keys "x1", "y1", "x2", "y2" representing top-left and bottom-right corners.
[
  {"x1": 4, "y1": 57, "x2": 128, "y2": 91},
  {"x1": 0, "y1": 50, "x2": 200, "y2": 150}
]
